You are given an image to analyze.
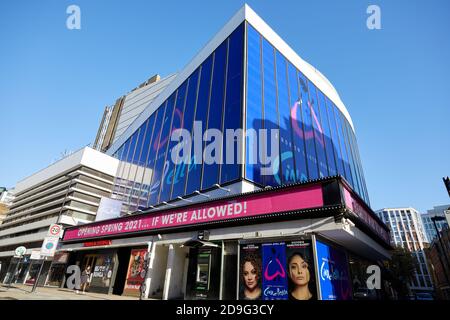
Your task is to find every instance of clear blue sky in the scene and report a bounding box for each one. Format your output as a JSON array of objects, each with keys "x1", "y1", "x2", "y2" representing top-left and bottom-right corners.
[{"x1": 0, "y1": 0, "x2": 449, "y2": 213}]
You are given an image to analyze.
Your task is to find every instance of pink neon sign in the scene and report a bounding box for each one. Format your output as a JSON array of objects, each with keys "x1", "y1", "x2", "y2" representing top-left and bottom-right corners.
[{"x1": 63, "y1": 184, "x2": 324, "y2": 241}]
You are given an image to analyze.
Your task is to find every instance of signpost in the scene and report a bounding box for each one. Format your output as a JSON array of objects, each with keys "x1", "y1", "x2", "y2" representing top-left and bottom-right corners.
[
  {"x1": 31, "y1": 225, "x2": 63, "y2": 293},
  {"x1": 7, "y1": 246, "x2": 27, "y2": 289}
]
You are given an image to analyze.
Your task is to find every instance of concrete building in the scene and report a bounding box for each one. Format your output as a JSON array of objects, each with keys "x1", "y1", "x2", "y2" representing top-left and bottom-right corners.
[
  {"x1": 421, "y1": 205, "x2": 450, "y2": 243},
  {"x1": 425, "y1": 227, "x2": 450, "y2": 299},
  {"x1": 93, "y1": 74, "x2": 177, "y2": 153},
  {"x1": 0, "y1": 147, "x2": 119, "y2": 287},
  {"x1": 0, "y1": 188, "x2": 14, "y2": 225},
  {"x1": 376, "y1": 207, "x2": 433, "y2": 294},
  {"x1": 0, "y1": 188, "x2": 15, "y2": 206},
  {"x1": 59, "y1": 5, "x2": 391, "y2": 300}
]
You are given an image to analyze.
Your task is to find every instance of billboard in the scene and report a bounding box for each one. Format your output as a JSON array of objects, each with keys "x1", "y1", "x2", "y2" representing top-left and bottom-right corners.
[
  {"x1": 123, "y1": 249, "x2": 147, "y2": 297},
  {"x1": 95, "y1": 197, "x2": 123, "y2": 222},
  {"x1": 315, "y1": 240, "x2": 352, "y2": 300},
  {"x1": 65, "y1": 184, "x2": 323, "y2": 241},
  {"x1": 239, "y1": 239, "x2": 316, "y2": 300}
]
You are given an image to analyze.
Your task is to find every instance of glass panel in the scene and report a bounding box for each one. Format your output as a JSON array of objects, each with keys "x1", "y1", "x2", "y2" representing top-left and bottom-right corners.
[
  {"x1": 298, "y1": 72, "x2": 319, "y2": 179},
  {"x1": 126, "y1": 131, "x2": 139, "y2": 163},
  {"x1": 307, "y1": 80, "x2": 328, "y2": 178},
  {"x1": 348, "y1": 124, "x2": 370, "y2": 203},
  {"x1": 317, "y1": 90, "x2": 337, "y2": 176},
  {"x1": 326, "y1": 97, "x2": 346, "y2": 178},
  {"x1": 171, "y1": 69, "x2": 200, "y2": 199},
  {"x1": 185, "y1": 55, "x2": 213, "y2": 195},
  {"x1": 146, "y1": 99, "x2": 170, "y2": 206},
  {"x1": 138, "y1": 118, "x2": 151, "y2": 165},
  {"x1": 245, "y1": 24, "x2": 264, "y2": 185},
  {"x1": 137, "y1": 112, "x2": 158, "y2": 209},
  {"x1": 220, "y1": 23, "x2": 244, "y2": 184},
  {"x1": 152, "y1": 93, "x2": 177, "y2": 204},
  {"x1": 202, "y1": 41, "x2": 227, "y2": 190},
  {"x1": 334, "y1": 106, "x2": 354, "y2": 187},
  {"x1": 262, "y1": 38, "x2": 280, "y2": 186},
  {"x1": 342, "y1": 117, "x2": 362, "y2": 197},
  {"x1": 275, "y1": 50, "x2": 295, "y2": 185},
  {"x1": 287, "y1": 63, "x2": 308, "y2": 182},
  {"x1": 160, "y1": 81, "x2": 187, "y2": 202},
  {"x1": 133, "y1": 123, "x2": 146, "y2": 164},
  {"x1": 121, "y1": 139, "x2": 131, "y2": 162}
]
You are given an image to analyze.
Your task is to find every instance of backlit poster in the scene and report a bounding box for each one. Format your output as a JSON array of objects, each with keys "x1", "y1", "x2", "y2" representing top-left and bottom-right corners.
[
  {"x1": 123, "y1": 249, "x2": 147, "y2": 296},
  {"x1": 315, "y1": 240, "x2": 352, "y2": 300},
  {"x1": 286, "y1": 240, "x2": 317, "y2": 300},
  {"x1": 261, "y1": 242, "x2": 288, "y2": 300},
  {"x1": 239, "y1": 244, "x2": 262, "y2": 300},
  {"x1": 90, "y1": 252, "x2": 115, "y2": 294}
]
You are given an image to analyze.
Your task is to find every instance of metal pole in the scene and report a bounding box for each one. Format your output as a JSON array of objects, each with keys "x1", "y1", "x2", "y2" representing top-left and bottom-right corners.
[
  {"x1": 31, "y1": 257, "x2": 46, "y2": 293},
  {"x1": 432, "y1": 219, "x2": 450, "y2": 287}
]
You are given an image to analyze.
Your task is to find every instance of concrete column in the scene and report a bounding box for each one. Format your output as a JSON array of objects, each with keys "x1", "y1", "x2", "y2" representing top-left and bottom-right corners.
[
  {"x1": 146, "y1": 243, "x2": 169, "y2": 299},
  {"x1": 162, "y1": 244, "x2": 175, "y2": 300},
  {"x1": 163, "y1": 244, "x2": 189, "y2": 300},
  {"x1": 143, "y1": 241, "x2": 155, "y2": 299}
]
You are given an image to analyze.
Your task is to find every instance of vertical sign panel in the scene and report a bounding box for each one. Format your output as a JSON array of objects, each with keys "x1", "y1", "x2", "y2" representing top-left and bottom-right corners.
[{"x1": 315, "y1": 240, "x2": 352, "y2": 300}]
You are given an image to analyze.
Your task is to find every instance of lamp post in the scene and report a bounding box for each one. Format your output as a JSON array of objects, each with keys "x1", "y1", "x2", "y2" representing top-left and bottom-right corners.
[{"x1": 430, "y1": 216, "x2": 450, "y2": 286}]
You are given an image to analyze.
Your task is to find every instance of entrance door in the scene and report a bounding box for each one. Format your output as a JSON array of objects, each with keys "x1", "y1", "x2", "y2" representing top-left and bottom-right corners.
[{"x1": 81, "y1": 254, "x2": 97, "y2": 273}]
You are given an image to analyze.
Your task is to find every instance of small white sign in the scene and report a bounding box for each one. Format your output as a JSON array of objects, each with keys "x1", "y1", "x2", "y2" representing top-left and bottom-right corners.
[
  {"x1": 41, "y1": 237, "x2": 59, "y2": 257},
  {"x1": 30, "y1": 250, "x2": 42, "y2": 260},
  {"x1": 95, "y1": 197, "x2": 123, "y2": 222},
  {"x1": 47, "y1": 224, "x2": 63, "y2": 238},
  {"x1": 14, "y1": 246, "x2": 27, "y2": 257}
]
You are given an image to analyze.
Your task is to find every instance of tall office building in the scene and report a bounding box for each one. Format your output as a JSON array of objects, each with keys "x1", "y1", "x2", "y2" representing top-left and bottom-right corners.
[
  {"x1": 0, "y1": 188, "x2": 14, "y2": 225},
  {"x1": 59, "y1": 5, "x2": 391, "y2": 300},
  {"x1": 376, "y1": 208, "x2": 433, "y2": 294},
  {"x1": 421, "y1": 205, "x2": 450, "y2": 242},
  {"x1": 93, "y1": 74, "x2": 177, "y2": 153}
]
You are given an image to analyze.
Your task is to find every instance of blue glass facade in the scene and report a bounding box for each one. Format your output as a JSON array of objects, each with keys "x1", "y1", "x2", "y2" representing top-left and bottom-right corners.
[
  {"x1": 244, "y1": 23, "x2": 369, "y2": 204},
  {"x1": 112, "y1": 22, "x2": 370, "y2": 210}
]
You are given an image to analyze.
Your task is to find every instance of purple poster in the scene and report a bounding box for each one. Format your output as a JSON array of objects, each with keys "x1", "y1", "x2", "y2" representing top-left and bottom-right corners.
[{"x1": 262, "y1": 242, "x2": 288, "y2": 300}]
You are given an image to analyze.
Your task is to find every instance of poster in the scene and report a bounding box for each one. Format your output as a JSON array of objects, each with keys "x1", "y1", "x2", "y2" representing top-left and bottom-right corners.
[
  {"x1": 285, "y1": 240, "x2": 317, "y2": 300},
  {"x1": 239, "y1": 244, "x2": 262, "y2": 300},
  {"x1": 239, "y1": 239, "x2": 317, "y2": 301},
  {"x1": 90, "y1": 252, "x2": 115, "y2": 294},
  {"x1": 262, "y1": 242, "x2": 288, "y2": 300},
  {"x1": 123, "y1": 249, "x2": 147, "y2": 296},
  {"x1": 315, "y1": 240, "x2": 352, "y2": 300}
]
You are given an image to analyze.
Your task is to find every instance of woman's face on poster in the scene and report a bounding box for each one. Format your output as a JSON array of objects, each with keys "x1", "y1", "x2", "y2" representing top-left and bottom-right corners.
[
  {"x1": 289, "y1": 255, "x2": 310, "y2": 286},
  {"x1": 243, "y1": 261, "x2": 258, "y2": 290}
]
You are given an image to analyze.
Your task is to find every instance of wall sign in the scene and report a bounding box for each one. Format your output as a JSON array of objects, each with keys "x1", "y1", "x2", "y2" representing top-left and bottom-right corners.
[
  {"x1": 64, "y1": 184, "x2": 324, "y2": 241},
  {"x1": 239, "y1": 240, "x2": 317, "y2": 301}
]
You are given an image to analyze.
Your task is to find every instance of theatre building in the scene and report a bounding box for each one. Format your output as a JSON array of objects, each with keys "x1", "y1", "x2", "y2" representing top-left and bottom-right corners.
[{"x1": 59, "y1": 5, "x2": 391, "y2": 300}]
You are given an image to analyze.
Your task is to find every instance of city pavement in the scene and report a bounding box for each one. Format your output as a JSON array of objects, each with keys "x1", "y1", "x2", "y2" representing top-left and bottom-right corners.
[{"x1": 0, "y1": 284, "x2": 140, "y2": 300}]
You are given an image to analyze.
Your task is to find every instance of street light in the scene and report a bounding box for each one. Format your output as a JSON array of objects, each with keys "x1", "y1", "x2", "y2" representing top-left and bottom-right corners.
[{"x1": 430, "y1": 216, "x2": 450, "y2": 286}]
